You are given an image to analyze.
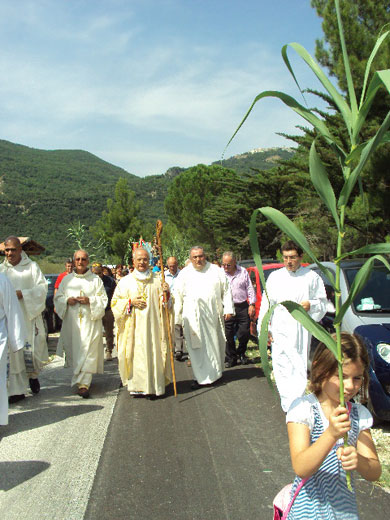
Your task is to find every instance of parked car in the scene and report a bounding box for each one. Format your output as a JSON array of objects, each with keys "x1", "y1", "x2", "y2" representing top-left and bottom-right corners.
[
  {"x1": 308, "y1": 260, "x2": 390, "y2": 422},
  {"x1": 43, "y1": 274, "x2": 61, "y2": 333}
]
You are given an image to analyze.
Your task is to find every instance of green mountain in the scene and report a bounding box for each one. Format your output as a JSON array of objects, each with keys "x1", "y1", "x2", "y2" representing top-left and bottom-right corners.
[
  {"x1": 216, "y1": 146, "x2": 295, "y2": 175},
  {"x1": 0, "y1": 139, "x2": 294, "y2": 260}
]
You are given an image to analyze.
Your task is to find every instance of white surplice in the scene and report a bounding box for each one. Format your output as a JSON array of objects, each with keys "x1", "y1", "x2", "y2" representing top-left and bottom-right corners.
[
  {"x1": 111, "y1": 270, "x2": 172, "y2": 396},
  {"x1": 0, "y1": 251, "x2": 48, "y2": 396},
  {"x1": 0, "y1": 273, "x2": 26, "y2": 425},
  {"x1": 54, "y1": 270, "x2": 107, "y2": 387},
  {"x1": 174, "y1": 262, "x2": 234, "y2": 385},
  {"x1": 258, "y1": 266, "x2": 327, "y2": 411}
]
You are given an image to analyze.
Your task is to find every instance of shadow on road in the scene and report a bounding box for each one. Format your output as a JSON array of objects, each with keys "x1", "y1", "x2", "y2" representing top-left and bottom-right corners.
[
  {"x1": 161, "y1": 364, "x2": 265, "y2": 401},
  {"x1": 0, "y1": 460, "x2": 50, "y2": 490},
  {"x1": 0, "y1": 404, "x2": 103, "y2": 439}
]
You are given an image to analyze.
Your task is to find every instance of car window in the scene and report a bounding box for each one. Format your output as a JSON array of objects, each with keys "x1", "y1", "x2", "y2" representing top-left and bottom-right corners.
[{"x1": 344, "y1": 265, "x2": 390, "y2": 312}]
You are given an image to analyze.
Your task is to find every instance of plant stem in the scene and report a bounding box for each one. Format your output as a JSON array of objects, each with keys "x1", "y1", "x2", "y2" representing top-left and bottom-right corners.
[{"x1": 336, "y1": 191, "x2": 352, "y2": 492}]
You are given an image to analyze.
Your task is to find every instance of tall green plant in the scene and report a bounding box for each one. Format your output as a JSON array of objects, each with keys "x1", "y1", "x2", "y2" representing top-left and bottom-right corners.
[{"x1": 226, "y1": 0, "x2": 390, "y2": 490}]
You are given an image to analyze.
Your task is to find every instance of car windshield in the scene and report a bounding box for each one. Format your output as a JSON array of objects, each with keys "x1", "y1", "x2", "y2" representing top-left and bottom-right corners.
[{"x1": 344, "y1": 265, "x2": 390, "y2": 313}]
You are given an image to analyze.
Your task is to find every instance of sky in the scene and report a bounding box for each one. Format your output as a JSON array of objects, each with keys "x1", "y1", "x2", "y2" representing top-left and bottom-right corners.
[{"x1": 0, "y1": 0, "x2": 328, "y2": 177}]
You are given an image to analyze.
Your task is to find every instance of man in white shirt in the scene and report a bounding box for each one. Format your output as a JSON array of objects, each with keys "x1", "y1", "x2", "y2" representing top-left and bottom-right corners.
[
  {"x1": 164, "y1": 256, "x2": 185, "y2": 360},
  {"x1": 258, "y1": 240, "x2": 327, "y2": 412}
]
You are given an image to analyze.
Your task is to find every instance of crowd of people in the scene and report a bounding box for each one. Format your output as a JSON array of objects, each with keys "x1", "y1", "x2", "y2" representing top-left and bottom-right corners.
[{"x1": 0, "y1": 235, "x2": 382, "y2": 518}]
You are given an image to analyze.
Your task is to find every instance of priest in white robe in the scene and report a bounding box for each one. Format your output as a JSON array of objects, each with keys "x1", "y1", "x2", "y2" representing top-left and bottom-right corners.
[
  {"x1": 0, "y1": 273, "x2": 26, "y2": 425},
  {"x1": 111, "y1": 248, "x2": 172, "y2": 398},
  {"x1": 174, "y1": 246, "x2": 234, "y2": 389},
  {"x1": 0, "y1": 236, "x2": 48, "y2": 401},
  {"x1": 54, "y1": 250, "x2": 107, "y2": 398},
  {"x1": 258, "y1": 240, "x2": 327, "y2": 412}
]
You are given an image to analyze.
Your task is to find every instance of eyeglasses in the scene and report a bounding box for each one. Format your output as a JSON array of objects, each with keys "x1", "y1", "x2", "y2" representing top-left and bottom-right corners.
[
  {"x1": 75, "y1": 257, "x2": 88, "y2": 262},
  {"x1": 222, "y1": 263, "x2": 232, "y2": 267}
]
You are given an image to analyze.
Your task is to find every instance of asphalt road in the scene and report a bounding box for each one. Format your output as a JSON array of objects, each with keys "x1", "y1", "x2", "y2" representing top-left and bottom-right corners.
[{"x1": 1, "y1": 337, "x2": 389, "y2": 520}]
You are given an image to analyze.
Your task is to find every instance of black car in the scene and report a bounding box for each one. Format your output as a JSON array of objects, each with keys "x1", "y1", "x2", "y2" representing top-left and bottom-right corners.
[{"x1": 43, "y1": 274, "x2": 61, "y2": 333}]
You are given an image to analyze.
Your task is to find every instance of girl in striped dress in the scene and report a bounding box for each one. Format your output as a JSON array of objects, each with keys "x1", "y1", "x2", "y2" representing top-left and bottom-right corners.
[{"x1": 286, "y1": 333, "x2": 381, "y2": 519}]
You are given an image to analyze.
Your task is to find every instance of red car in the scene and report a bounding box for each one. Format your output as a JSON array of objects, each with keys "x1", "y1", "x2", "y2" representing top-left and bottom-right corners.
[{"x1": 247, "y1": 264, "x2": 284, "y2": 322}]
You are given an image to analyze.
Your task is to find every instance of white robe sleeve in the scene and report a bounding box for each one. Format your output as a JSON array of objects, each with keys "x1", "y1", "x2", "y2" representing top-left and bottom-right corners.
[
  {"x1": 89, "y1": 277, "x2": 108, "y2": 320},
  {"x1": 0, "y1": 275, "x2": 26, "y2": 352},
  {"x1": 307, "y1": 273, "x2": 327, "y2": 322},
  {"x1": 53, "y1": 279, "x2": 68, "y2": 320},
  {"x1": 20, "y1": 263, "x2": 48, "y2": 320},
  {"x1": 173, "y1": 275, "x2": 184, "y2": 326},
  {"x1": 111, "y1": 279, "x2": 131, "y2": 329}
]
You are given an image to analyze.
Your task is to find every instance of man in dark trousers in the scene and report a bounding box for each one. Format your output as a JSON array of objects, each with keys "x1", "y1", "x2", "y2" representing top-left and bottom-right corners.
[{"x1": 222, "y1": 251, "x2": 256, "y2": 367}]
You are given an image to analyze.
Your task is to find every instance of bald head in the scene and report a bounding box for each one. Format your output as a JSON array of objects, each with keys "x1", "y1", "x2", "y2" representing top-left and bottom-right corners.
[
  {"x1": 133, "y1": 248, "x2": 150, "y2": 272},
  {"x1": 166, "y1": 256, "x2": 178, "y2": 275},
  {"x1": 73, "y1": 250, "x2": 89, "y2": 274},
  {"x1": 4, "y1": 236, "x2": 22, "y2": 266}
]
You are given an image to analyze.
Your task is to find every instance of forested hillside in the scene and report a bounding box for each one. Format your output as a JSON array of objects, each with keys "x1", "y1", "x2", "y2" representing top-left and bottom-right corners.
[{"x1": 0, "y1": 139, "x2": 291, "y2": 260}]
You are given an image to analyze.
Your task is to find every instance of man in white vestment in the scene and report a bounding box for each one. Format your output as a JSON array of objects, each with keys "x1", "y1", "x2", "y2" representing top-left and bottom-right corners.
[
  {"x1": 258, "y1": 240, "x2": 327, "y2": 412},
  {"x1": 111, "y1": 248, "x2": 172, "y2": 398},
  {"x1": 54, "y1": 250, "x2": 107, "y2": 398},
  {"x1": 174, "y1": 246, "x2": 234, "y2": 389},
  {"x1": 0, "y1": 273, "x2": 26, "y2": 425},
  {"x1": 0, "y1": 236, "x2": 48, "y2": 402},
  {"x1": 164, "y1": 256, "x2": 185, "y2": 361}
]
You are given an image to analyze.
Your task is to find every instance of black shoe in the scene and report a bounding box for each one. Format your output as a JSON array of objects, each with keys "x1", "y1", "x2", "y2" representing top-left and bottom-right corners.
[
  {"x1": 9, "y1": 394, "x2": 25, "y2": 404},
  {"x1": 224, "y1": 359, "x2": 237, "y2": 368},
  {"x1": 175, "y1": 351, "x2": 183, "y2": 361},
  {"x1": 146, "y1": 394, "x2": 158, "y2": 400},
  {"x1": 77, "y1": 387, "x2": 90, "y2": 398},
  {"x1": 191, "y1": 380, "x2": 202, "y2": 390},
  {"x1": 29, "y1": 378, "x2": 40, "y2": 394},
  {"x1": 239, "y1": 355, "x2": 249, "y2": 365}
]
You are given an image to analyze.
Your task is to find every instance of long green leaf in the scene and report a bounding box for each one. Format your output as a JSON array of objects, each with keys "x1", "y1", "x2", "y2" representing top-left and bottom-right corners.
[
  {"x1": 309, "y1": 141, "x2": 340, "y2": 229},
  {"x1": 339, "y1": 109, "x2": 390, "y2": 208},
  {"x1": 334, "y1": 255, "x2": 390, "y2": 325},
  {"x1": 249, "y1": 209, "x2": 268, "y2": 301},
  {"x1": 257, "y1": 304, "x2": 277, "y2": 391},
  {"x1": 336, "y1": 243, "x2": 390, "y2": 262},
  {"x1": 257, "y1": 207, "x2": 336, "y2": 286},
  {"x1": 224, "y1": 90, "x2": 344, "y2": 159},
  {"x1": 281, "y1": 301, "x2": 338, "y2": 358},
  {"x1": 360, "y1": 32, "x2": 390, "y2": 110},
  {"x1": 344, "y1": 131, "x2": 390, "y2": 165},
  {"x1": 335, "y1": 0, "x2": 358, "y2": 121},
  {"x1": 282, "y1": 42, "x2": 352, "y2": 136},
  {"x1": 354, "y1": 70, "x2": 390, "y2": 141}
]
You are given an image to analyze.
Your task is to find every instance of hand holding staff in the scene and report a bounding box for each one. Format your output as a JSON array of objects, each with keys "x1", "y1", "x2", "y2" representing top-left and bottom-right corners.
[{"x1": 156, "y1": 220, "x2": 177, "y2": 397}]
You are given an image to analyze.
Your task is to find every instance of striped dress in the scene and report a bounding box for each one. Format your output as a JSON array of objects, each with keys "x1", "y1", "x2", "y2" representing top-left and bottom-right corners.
[{"x1": 286, "y1": 394, "x2": 372, "y2": 519}]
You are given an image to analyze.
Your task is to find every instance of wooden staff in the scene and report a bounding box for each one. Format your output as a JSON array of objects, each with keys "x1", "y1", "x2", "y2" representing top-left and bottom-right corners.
[{"x1": 156, "y1": 220, "x2": 177, "y2": 397}]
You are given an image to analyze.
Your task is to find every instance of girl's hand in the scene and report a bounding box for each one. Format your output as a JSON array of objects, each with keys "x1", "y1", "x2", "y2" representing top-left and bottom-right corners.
[
  {"x1": 328, "y1": 406, "x2": 351, "y2": 440},
  {"x1": 337, "y1": 445, "x2": 358, "y2": 471}
]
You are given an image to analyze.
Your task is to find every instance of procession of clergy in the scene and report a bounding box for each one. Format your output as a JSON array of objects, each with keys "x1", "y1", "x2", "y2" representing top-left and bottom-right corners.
[{"x1": 1, "y1": 234, "x2": 327, "y2": 424}]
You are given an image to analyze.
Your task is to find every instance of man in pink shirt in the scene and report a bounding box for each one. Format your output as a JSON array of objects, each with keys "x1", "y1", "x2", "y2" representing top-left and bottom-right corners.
[{"x1": 222, "y1": 251, "x2": 256, "y2": 367}]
